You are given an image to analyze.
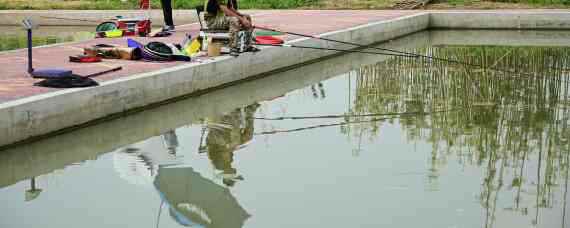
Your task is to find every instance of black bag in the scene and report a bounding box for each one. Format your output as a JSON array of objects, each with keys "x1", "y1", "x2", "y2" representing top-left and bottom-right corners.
[{"x1": 34, "y1": 77, "x2": 99, "y2": 88}]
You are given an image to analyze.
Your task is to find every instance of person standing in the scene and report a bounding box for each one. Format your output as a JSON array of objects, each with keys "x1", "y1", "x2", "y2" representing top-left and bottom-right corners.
[{"x1": 160, "y1": 0, "x2": 175, "y2": 31}]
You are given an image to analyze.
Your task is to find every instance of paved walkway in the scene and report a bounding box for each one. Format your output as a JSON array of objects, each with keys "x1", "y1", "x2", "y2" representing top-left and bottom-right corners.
[{"x1": 0, "y1": 10, "x2": 414, "y2": 104}]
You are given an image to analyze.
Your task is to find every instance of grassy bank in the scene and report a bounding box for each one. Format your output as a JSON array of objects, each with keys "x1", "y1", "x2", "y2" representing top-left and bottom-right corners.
[{"x1": 0, "y1": 0, "x2": 567, "y2": 10}]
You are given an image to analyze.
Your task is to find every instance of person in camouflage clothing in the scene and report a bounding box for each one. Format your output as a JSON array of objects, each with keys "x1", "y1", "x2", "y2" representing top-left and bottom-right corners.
[{"x1": 204, "y1": 0, "x2": 256, "y2": 56}]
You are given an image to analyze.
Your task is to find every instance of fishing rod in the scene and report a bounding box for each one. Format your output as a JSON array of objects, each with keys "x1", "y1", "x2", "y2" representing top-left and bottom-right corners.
[
  {"x1": 254, "y1": 25, "x2": 538, "y2": 76},
  {"x1": 255, "y1": 43, "x2": 418, "y2": 58},
  {"x1": 40, "y1": 16, "x2": 102, "y2": 23}
]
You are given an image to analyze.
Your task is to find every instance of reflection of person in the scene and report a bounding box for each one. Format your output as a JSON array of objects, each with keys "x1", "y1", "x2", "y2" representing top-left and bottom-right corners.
[
  {"x1": 206, "y1": 103, "x2": 259, "y2": 186},
  {"x1": 160, "y1": 0, "x2": 175, "y2": 31},
  {"x1": 113, "y1": 132, "x2": 182, "y2": 186},
  {"x1": 154, "y1": 166, "x2": 250, "y2": 228},
  {"x1": 311, "y1": 82, "x2": 326, "y2": 99},
  {"x1": 161, "y1": 130, "x2": 179, "y2": 155},
  {"x1": 25, "y1": 177, "x2": 42, "y2": 202},
  {"x1": 204, "y1": 0, "x2": 256, "y2": 56}
]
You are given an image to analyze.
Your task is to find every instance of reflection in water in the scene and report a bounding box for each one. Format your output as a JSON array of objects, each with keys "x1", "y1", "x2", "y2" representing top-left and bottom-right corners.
[
  {"x1": 25, "y1": 177, "x2": 42, "y2": 202},
  {"x1": 151, "y1": 104, "x2": 260, "y2": 227},
  {"x1": 2, "y1": 33, "x2": 570, "y2": 228},
  {"x1": 154, "y1": 166, "x2": 250, "y2": 228},
  {"x1": 311, "y1": 82, "x2": 326, "y2": 99},
  {"x1": 205, "y1": 103, "x2": 260, "y2": 187},
  {"x1": 346, "y1": 46, "x2": 570, "y2": 228},
  {"x1": 121, "y1": 45, "x2": 570, "y2": 228},
  {"x1": 162, "y1": 130, "x2": 180, "y2": 155},
  {"x1": 113, "y1": 130, "x2": 183, "y2": 186},
  {"x1": 111, "y1": 125, "x2": 252, "y2": 227}
]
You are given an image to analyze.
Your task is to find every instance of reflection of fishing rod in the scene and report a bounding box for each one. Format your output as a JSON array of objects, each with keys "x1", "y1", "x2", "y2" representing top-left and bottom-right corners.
[
  {"x1": 252, "y1": 110, "x2": 426, "y2": 120},
  {"x1": 254, "y1": 26, "x2": 540, "y2": 76},
  {"x1": 255, "y1": 43, "x2": 417, "y2": 58},
  {"x1": 156, "y1": 199, "x2": 164, "y2": 228},
  {"x1": 255, "y1": 108, "x2": 456, "y2": 135},
  {"x1": 255, "y1": 116, "x2": 401, "y2": 135}
]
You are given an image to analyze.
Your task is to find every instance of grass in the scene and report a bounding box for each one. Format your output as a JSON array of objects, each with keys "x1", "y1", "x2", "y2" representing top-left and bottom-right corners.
[
  {"x1": 304, "y1": 0, "x2": 397, "y2": 9},
  {"x1": 428, "y1": 0, "x2": 570, "y2": 9},
  {"x1": 0, "y1": 0, "x2": 567, "y2": 10}
]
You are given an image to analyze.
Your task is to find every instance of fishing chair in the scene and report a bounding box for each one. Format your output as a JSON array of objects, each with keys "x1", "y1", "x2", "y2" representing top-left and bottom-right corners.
[{"x1": 195, "y1": 5, "x2": 231, "y2": 48}]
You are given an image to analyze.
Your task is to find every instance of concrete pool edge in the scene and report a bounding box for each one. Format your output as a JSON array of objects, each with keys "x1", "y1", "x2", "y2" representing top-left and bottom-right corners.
[
  {"x1": 430, "y1": 10, "x2": 570, "y2": 29},
  {"x1": 0, "y1": 10, "x2": 569, "y2": 148}
]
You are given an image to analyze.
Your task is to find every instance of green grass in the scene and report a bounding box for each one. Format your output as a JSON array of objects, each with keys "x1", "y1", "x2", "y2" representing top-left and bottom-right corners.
[{"x1": 445, "y1": 0, "x2": 570, "y2": 6}]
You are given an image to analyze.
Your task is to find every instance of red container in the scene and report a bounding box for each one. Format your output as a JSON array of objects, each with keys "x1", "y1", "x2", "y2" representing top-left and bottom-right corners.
[{"x1": 116, "y1": 18, "x2": 151, "y2": 37}]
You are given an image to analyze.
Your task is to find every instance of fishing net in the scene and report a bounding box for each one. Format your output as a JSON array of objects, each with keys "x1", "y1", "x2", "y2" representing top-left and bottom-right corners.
[
  {"x1": 96, "y1": 22, "x2": 118, "y2": 32},
  {"x1": 142, "y1": 42, "x2": 174, "y2": 61}
]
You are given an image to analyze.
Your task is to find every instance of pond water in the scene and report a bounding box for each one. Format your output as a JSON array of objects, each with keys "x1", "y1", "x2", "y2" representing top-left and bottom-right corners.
[{"x1": 1, "y1": 30, "x2": 569, "y2": 228}]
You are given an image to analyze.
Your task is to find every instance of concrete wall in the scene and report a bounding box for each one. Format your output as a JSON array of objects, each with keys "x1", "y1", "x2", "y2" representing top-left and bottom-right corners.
[
  {"x1": 430, "y1": 11, "x2": 570, "y2": 29},
  {"x1": 0, "y1": 12, "x2": 430, "y2": 147}
]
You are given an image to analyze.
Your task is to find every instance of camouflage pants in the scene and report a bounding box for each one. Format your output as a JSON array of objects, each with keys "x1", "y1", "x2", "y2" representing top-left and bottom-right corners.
[{"x1": 205, "y1": 15, "x2": 253, "y2": 50}]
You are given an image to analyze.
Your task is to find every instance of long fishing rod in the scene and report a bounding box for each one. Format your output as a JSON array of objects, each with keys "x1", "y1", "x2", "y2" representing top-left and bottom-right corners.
[
  {"x1": 254, "y1": 25, "x2": 536, "y2": 76},
  {"x1": 40, "y1": 16, "x2": 102, "y2": 23},
  {"x1": 255, "y1": 43, "x2": 417, "y2": 58}
]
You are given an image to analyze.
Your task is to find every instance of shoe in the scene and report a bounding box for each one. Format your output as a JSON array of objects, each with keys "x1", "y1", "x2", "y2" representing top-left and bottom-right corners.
[
  {"x1": 230, "y1": 48, "x2": 240, "y2": 57},
  {"x1": 161, "y1": 25, "x2": 175, "y2": 32},
  {"x1": 246, "y1": 46, "x2": 260, "y2": 52}
]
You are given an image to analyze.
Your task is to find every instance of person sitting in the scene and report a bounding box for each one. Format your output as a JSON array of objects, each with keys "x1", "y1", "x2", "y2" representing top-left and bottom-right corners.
[{"x1": 204, "y1": 0, "x2": 256, "y2": 56}]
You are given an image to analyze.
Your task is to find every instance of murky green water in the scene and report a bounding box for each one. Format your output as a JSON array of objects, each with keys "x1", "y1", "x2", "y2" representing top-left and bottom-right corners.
[
  {"x1": 1, "y1": 30, "x2": 569, "y2": 228},
  {"x1": 0, "y1": 26, "x2": 94, "y2": 51}
]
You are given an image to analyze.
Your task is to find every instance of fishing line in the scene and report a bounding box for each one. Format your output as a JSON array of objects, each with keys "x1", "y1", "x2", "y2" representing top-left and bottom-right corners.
[
  {"x1": 255, "y1": 43, "x2": 417, "y2": 58},
  {"x1": 254, "y1": 26, "x2": 544, "y2": 77}
]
